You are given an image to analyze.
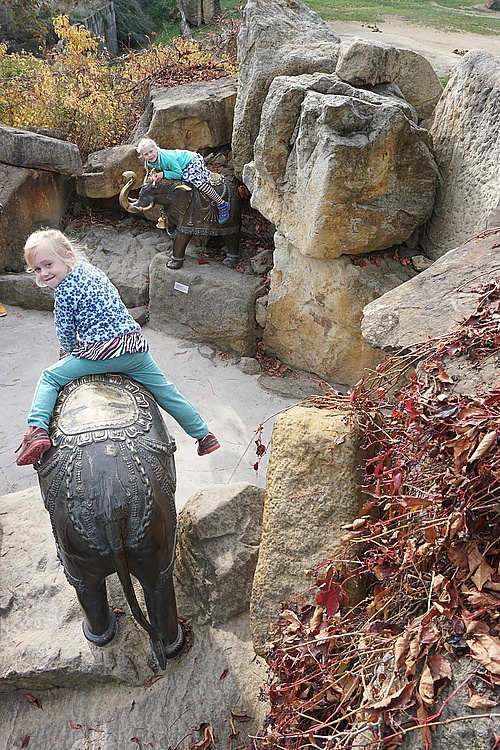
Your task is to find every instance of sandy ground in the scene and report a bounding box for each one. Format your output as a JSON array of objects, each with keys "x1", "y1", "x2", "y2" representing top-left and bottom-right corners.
[
  {"x1": 0, "y1": 304, "x2": 300, "y2": 509},
  {"x1": 329, "y1": 18, "x2": 500, "y2": 76}
]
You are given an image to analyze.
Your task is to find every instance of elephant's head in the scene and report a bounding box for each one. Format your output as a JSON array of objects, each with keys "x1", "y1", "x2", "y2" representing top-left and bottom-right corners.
[{"x1": 119, "y1": 171, "x2": 193, "y2": 220}]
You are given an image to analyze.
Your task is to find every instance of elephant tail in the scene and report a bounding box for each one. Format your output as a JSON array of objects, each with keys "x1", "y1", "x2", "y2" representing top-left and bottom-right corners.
[{"x1": 112, "y1": 542, "x2": 167, "y2": 670}]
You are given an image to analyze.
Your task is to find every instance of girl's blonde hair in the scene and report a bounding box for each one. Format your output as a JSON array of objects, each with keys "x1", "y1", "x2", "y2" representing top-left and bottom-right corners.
[
  {"x1": 136, "y1": 137, "x2": 158, "y2": 156},
  {"x1": 24, "y1": 229, "x2": 88, "y2": 287}
]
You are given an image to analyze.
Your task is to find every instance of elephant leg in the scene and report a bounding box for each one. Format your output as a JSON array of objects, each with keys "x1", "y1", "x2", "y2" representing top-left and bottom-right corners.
[
  {"x1": 166, "y1": 234, "x2": 191, "y2": 269},
  {"x1": 77, "y1": 580, "x2": 117, "y2": 646},
  {"x1": 130, "y1": 553, "x2": 184, "y2": 657},
  {"x1": 223, "y1": 232, "x2": 241, "y2": 267}
]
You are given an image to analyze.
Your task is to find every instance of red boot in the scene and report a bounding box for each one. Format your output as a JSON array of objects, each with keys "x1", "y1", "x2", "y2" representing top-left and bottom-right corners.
[
  {"x1": 197, "y1": 432, "x2": 220, "y2": 456},
  {"x1": 16, "y1": 427, "x2": 52, "y2": 466}
]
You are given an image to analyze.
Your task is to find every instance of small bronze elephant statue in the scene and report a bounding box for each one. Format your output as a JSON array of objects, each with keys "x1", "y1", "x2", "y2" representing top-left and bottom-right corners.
[
  {"x1": 119, "y1": 170, "x2": 241, "y2": 270},
  {"x1": 36, "y1": 373, "x2": 184, "y2": 669}
]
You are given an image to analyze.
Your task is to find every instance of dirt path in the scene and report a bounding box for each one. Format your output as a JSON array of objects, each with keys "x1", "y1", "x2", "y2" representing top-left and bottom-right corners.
[{"x1": 329, "y1": 18, "x2": 500, "y2": 76}]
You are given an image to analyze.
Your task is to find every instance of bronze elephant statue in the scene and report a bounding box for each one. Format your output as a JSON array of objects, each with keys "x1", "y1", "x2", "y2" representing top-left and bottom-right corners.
[
  {"x1": 36, "y1": 372, "x2": 184, "y2": 669},
  {"x1": 119, "y1": 170, "x2": 241, "y2": 270}
]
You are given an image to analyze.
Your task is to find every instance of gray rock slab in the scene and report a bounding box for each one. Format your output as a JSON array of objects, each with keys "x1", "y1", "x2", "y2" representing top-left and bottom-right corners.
[
  {"x1": 336, "y1": 37, "x2": 401, "y2": 86},
  {"x1": 149, "y1": 252, "x2": 265, "y2": 356},
  {"x1": 361, "y1": 227, "x2": 500, "y2": 351},
  {"x1": 176, "y1": 483, "x2": 264, "y2": 625},
  {"x1": 0, "y1": 272, "x2": 54, "y2": 310},
  {"x1": 68, "y1": 224, "x2": 173, "y2": 308},
  {"x1": 0, "y1": 124, "x2": 82, "y2": 175}
]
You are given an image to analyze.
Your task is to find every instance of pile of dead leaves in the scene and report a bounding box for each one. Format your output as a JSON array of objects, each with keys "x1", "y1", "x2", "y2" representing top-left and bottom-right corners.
[{"x1": 254, "y1": 277, "x2": 500, "y2": 750}]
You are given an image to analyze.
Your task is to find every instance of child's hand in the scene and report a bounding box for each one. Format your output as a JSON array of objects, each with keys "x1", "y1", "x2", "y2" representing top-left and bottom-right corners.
[{"x1": 153, "y1": 171, "x2": 164, "y2": 183}]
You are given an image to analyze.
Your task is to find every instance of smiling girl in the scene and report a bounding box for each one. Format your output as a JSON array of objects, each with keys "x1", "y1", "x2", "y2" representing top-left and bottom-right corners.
[{"x1": 16, "y1": 228, "x2": 220, "y2": 465}]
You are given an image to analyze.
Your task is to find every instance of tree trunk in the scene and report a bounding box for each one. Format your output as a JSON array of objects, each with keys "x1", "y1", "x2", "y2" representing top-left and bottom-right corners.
[{"x1": 176, "y1": 0, "x2": 192, "y2": 37}]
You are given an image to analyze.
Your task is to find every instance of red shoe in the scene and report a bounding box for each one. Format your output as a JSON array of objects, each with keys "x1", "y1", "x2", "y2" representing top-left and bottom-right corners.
[
  {"x1": 197, "y1": 432, "x2": 220, "y2": 456},
  {"x1": 16, "y1": 427, "x2": 52, "y2": 466}
]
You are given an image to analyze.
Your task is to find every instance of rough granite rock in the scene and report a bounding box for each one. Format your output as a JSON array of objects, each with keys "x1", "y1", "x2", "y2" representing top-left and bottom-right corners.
[
  {"x1": 423, "y1": 50, "x2": 500, "y2": 260},
  {"x1": 175, "y1": 483, "x2": 265, "y2": 625},
  {"x1": 392, "y1": 48, "x2": 443, "y2": 121},
  {"x1": 246, "y1": 73, "x2": 437, "y2": 259},
  {"x1": 148, "y1": 251, "x2": 265, "y2": 356},
  {"x1": 361, "y1": 227, "x2": 500, "y2": 352},
  {"x1": 250, "y1": 405, "x2": 365, "y2": 653},
  {"x1": 0, "y1": 123, "x2": 82, "y2": 175},
  {"x1": 232, "y1": 0, "x2": 340, "y2": 178}
]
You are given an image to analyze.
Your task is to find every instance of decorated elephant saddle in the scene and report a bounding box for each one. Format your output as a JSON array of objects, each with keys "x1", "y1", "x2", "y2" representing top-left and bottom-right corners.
[{"x1": 159, "y1": 173, "x2": 239, "y2": 237}]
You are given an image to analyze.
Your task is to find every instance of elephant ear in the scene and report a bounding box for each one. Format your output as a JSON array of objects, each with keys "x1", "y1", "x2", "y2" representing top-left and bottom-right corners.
[{"x1": 172, "y1": 184, "x2": 193, "y2": 215}]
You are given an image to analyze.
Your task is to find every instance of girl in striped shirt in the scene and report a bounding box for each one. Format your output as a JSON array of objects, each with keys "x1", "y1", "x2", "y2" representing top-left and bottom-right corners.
[{"x1": 16, "y1": 229, "x2": 220, "y2": 465}]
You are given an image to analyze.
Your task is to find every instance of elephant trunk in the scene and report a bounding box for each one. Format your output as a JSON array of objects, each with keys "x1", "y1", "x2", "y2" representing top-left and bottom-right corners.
[{"x1": 119, "y1": 170, "x2": 146, "y2": 214}]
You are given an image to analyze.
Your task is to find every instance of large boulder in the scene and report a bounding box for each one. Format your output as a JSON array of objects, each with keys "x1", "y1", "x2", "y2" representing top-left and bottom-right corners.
[
  {"x1": 0, "y1": 124, "x2": 82, "y2": 175},
  {"x1": 76, "y1": 144, "x2": 143, "y2": 199},
  {"x1": 0, "y1": 165, "x2": 73, "y2": 272},
  {"x1": 245, "y1": 73, "x2": 437, "y2": 259},
  {"x1": 423, "y1": 50, "x2": 500, "y2": 260},
  {"x1": 392, "y1": 48, "x2": 443, "y2": 122},
  {"x1": 335, "y1": 37, "x2": 400, "y2": 86},
  {"x1": 232, "y1": 0, "x2": 341, "y2": 179},
  {"x1": 148, "y1": 251, "x2": 265, "y2": 356},
  {"x1": 175, "y1": 483, "x2": 265, "y2": 625},
  {"x1": 131, "y1": 78, "x2": 238, "y2": 152},
  {"x1": 262, "y1": 232, "x2": 415, "y2": 384},
  {"x1": 250, "y1": 405, "x2": 365, "y2": 653},
  {"x1": 335, "y1": 41, "x2": 443, "y2": 122},
  {"x1": 361, "y1": 227, "x2": 500, "y2": 352}
]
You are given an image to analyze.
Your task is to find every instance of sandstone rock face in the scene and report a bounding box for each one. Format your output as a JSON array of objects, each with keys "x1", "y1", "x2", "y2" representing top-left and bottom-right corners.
[
  {"x1": 336, "y1": 37, "x2": 401, "y2": 86},
  {"x1": 262, "y1": 232, "x2": 415, "y2": 384},
  {"x1": 0, "y1": 124, "x2": 82, "y2": 175},
  {"x1": 132, "y1": 79, "x2": 238, "y2": 152},
  {"x1": 0, "y1": 165, "x2": 73, "y2": 272},
  {"x1": 76, "y1": 144, "x2": 143, "y2": 199},
  {"x1": 247, "y1": 73, "x2": 437, "y2": 259},
  {"x1": 70, "y1": 224, "x2": 171, "y2": 308},
  {"x1": 250, "y1": 406, "x2": 365, "y2": 653},
  {"x1": 423, "y1": 50, "x2": 500, "y2": 260},
  {"x1": 361, "y1": 227, "x2": 500, "y2": 352},
  {"x1": 176, "y1": 483, "x2": 264, "y2": 625},
  {"x1": 232, "y1": 0, "x2": 340, "y2": 178},
  {"x1": 393, "y1": 48, "x2": 443, "y2": 122},
  {"x1": 149, "y1": 251, "x2": 265, "y2": 356}
]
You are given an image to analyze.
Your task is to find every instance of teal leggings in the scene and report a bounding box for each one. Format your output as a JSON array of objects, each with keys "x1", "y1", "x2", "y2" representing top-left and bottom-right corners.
[{"x1": 28, "y1": 351, "x2": 209, "y2": 439}]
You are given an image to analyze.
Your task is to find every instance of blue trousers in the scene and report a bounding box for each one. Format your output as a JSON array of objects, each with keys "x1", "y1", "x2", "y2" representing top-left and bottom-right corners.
[{"x1": 28, "y1": 351, "x2": 209, "y2": 439}]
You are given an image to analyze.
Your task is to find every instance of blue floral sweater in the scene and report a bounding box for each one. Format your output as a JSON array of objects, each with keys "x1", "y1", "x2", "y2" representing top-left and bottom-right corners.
[{"x1": 54, "y1": 263, "x2": 144, "y2": 356}]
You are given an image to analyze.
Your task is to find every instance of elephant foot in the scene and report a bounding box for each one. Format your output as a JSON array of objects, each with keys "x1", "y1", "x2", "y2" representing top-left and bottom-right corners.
[
  {"x1": 166, "y1": 257, "x2": 184, "y2": 270},
  {"x1": 223, "y1": 254, "x2": 240, "y2": 268},
  {"x1": 149, "y1": 622, "x2": 186, "y2": 669},
  {"x1": 82, "y1": 610, "x2": 117, "y2": 646}
]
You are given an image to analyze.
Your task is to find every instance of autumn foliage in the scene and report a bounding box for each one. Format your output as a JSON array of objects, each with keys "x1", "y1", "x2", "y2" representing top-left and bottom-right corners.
[
  {"x1": 0, "y1": 15, "x2": 237, "y2": 159},
  {"x1": 256, "y1": 252, "x2": 500, "y2": 749}
]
